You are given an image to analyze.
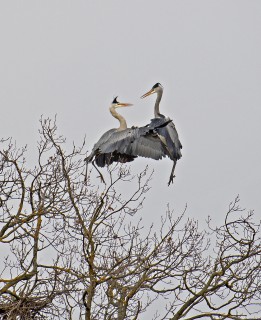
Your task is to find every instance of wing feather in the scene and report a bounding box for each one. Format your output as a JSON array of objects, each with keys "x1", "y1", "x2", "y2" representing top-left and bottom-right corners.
[
  {"x1": 86, "y1": 115, "x2": 181, "y2": 168},
  {"x1": 156, "y1": 120, "x2": 182, "y2": 160}
]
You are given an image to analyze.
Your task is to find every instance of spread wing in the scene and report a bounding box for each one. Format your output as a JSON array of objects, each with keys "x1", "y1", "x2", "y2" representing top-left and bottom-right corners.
[
  {"x1": 156, "y1": 118, "x2": 182, "y2": 160},
  {"x1": 85, "y1": 128, "x2": 116, "y2": 163},
  {"x1": 99, "y1": 129, "x2": 136, "y2": 154},
  {"x1": 85, "y1": 116, "x2": 180, "y2": 168},
  {"x1": 100, "y1": 125, "x2": 170, "y2": 161},
  {"x1": 94, "y1": 152, "x2": 136, "y2": 167},
  {"x1": 124, "y1": 130, "x2": 167, "y2": 160},
  {"x1": 86, "y1": 129, "x2": 137, "y2": 167}
]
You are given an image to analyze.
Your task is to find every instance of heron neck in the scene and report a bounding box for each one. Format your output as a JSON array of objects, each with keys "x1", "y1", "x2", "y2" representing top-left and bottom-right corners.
[
  {"x1": 154, "y1": 90, "x2": 163, "y2": 118},
  {"x1": 110, "y1": 106, "x2": 127, "y2": 131}
]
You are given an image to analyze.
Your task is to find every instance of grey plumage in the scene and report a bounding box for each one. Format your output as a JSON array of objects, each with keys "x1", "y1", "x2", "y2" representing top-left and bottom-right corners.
[
  {"x1": 85, "y1": 128, "x2": 137, "y2": 167},
  {"x1": 85, "y1": 97, "x2": 171, "y2": 168},
  {"x1": 85, "y1": 89, "x2": 182, "y2": 186},
  {"x1": 141, "y1": 83, "x2": 182, "y2": 185},
  {"x1": 155, "y1": 119, "x2": 182, "y2": 160}
]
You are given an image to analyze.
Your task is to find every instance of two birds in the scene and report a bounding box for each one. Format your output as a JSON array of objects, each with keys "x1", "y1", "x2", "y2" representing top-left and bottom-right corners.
[{"x1": 85, "y1": 83, "x2": 182, "y2": 185}]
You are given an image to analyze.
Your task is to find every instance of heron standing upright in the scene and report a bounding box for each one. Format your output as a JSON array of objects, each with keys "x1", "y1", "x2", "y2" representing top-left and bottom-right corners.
[
  {"x1": 85, "y1": 97, "x2": 136, "y2": 167},
  {"x1": 141, "y1": 83, "x2": 182, "y2": 185}
]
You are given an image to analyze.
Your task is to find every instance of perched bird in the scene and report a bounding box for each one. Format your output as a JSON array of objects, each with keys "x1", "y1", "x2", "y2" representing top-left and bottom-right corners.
[
  {"x1": 85, "y1": 97, "x2": 170, "y2": 170},
  {"x1": 85, "y1": 97, "x2": 136, "y2": 167},
  {"x1": 141, "y1": 83, "x2": 182, "y2": 185}
]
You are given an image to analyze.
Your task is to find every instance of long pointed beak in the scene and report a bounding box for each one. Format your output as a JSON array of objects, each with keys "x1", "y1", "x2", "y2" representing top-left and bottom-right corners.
[
  {"x1": 118, "y1": 102, "x2": 133, "y2": 107},
  {"x1": 140, "y1": 89, "x2": 155, "y2": 99}
]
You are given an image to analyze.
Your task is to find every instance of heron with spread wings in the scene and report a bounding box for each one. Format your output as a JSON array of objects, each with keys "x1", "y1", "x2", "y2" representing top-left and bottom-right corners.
[
  {"x1": 85, "y1": 97, "x2": 170, "y2": 170},
  {"x1": 141, "y1": 83, "x2": 182, "y2": 185}
]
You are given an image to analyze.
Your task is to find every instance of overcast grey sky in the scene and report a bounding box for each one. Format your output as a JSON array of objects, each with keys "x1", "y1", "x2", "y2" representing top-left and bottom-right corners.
[{"x1": 0, "y1": 1, "x2": 260, "y2": 230}]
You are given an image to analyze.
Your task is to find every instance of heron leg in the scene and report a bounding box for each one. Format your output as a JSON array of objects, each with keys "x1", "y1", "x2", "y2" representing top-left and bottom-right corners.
[
  {"x1": 168, "y1": 160, "x2": 177, "y2": 186},
  {"x1": 92, "y1": 160, "x2": 105, "y2": 184}
]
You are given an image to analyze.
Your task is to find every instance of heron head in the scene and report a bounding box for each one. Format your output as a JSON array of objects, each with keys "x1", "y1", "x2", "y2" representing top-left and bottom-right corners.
[
  {"x1": 112, "y1": 96, "x2": 133, "y2": 108},
  {"x1": 141, "y1": 83, "x2": 163, "y2": 99}
]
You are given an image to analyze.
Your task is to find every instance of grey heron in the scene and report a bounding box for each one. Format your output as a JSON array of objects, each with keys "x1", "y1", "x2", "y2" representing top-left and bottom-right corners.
[
  {"x1": 85, "y1": 97, "x2": 170, "y2": 170},
  {"x1": 85, "y1": 97, "x2": 136, "y2": 167},
  {"x1": 141, "y1": 83, "x2": 182, "y2": 185}
]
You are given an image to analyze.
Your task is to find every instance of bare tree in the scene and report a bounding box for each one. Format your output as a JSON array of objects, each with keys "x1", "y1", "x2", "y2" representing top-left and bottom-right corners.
[{"x1": 0, "y1": 118, "x2": 260, "y2": 319}]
